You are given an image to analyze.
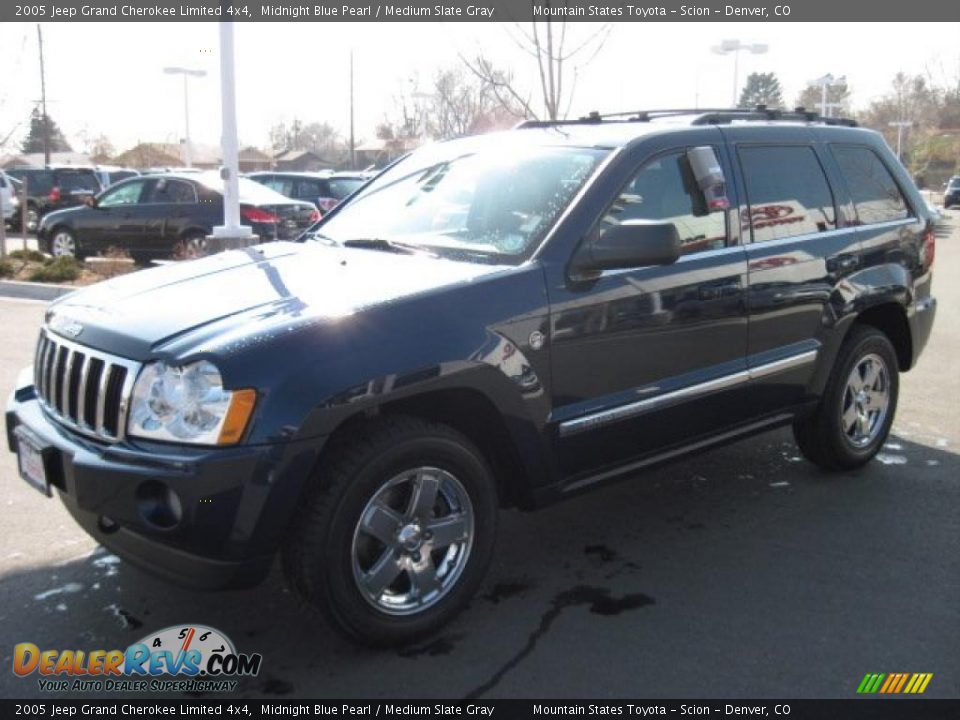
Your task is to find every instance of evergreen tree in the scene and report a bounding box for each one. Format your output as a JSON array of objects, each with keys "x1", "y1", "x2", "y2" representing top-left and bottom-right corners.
[
  {"x1": 21, "y1": 107, "x2": 72, "y2": 154},
  {"x1": 738, "y1": 72, "x2": 784, "y2": 109}
]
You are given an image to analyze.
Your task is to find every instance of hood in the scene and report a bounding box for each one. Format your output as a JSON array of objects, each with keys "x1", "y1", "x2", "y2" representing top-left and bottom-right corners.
[{"x1": 46, "y1": 242, "x2": 507, "y2": 359}]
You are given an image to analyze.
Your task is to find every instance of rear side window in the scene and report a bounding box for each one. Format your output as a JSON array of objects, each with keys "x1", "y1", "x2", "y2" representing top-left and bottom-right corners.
[
  {"x1": 295, "y1": 179, "x2": 326, "y2": 198},
  {"x1": 831, "y1": 146, "x2": 909, "y2": 225},
  {"x1": 57, "y1": 172, "x2": 100, "y2": 193},
  {"x1": 739, "y1": 146, "x2": 836, "y2": 243},
  {"x1": 18, "y1": 171, "x2": 54, "y2": 194},
  {"x1": 148, "y1": 178, "x2": 197, "y2": 204}
]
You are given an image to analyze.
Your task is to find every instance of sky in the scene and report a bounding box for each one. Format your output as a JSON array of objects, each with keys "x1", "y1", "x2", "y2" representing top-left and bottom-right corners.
[{"x1": 1, "y1": 21, "x2": 959, "y2": 157}]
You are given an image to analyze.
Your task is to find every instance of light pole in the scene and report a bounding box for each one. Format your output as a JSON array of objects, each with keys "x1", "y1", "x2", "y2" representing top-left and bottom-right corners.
[
  {"x1": 811, "y1": 74, "x2": 846, "y2": 117},
  {"x1": 163, "y1": 66, "x2": 207, "y2": 168},
  {"x1": 211, "y1": 19, "x2": 254, "y2": 246},
  {"x1": 711, "y1": 39, "x2": 768, "y2": 106},
  {"x1": 889, "y1": 121, "x2": 913, "y2": 161}
]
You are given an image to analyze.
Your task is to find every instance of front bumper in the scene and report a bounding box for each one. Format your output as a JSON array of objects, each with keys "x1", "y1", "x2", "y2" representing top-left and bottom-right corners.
[{"x1": 6, "y1": 375, "x2": 324, "y2": 590}]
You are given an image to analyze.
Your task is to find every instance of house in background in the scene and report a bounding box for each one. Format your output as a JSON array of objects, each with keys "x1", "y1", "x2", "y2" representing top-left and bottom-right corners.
[
  {"x1": 355, "y1": 137, "x2": 422, "y2": 169},
  {"x1": 239, "y1": 146, "x2": 273, "y2": 172},
  {"x1": 273, "y1": 149, "x2": 334, "y2": 172},
  {"x1": 1, "y1": 151, "x2": 94, "y2": 169}
]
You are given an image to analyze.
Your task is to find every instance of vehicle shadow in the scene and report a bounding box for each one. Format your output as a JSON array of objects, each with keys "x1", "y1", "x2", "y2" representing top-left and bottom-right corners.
[{"x1": 2, "y1": 428, "x2": 958, "y2": 700}]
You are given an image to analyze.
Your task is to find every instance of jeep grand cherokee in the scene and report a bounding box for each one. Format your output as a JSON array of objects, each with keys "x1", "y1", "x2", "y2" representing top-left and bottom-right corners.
[{"x1": 6, "y1": 108, "x2": 937, "y2": 645}]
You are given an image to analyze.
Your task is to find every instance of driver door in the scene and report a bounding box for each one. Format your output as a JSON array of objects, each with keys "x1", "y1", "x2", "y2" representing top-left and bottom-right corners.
[
  {"x1": 548, "y1": 146, "x2": 750, "y2": 482},
  {"x1": 78, "y1": 178, "x2": 149, "y2": 254}
]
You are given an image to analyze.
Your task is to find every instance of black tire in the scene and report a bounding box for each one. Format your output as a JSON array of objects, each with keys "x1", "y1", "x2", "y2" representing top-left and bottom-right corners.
[
  {"x1": 793, "y1": 325, "x2": 899, "y2": 471},
  {"x1": 282, "y1": 415, "x2": 498, "y2": 646},
  {"x1": 173, "y1": 231, "x2": 209, "y2": 260},
  {"x1": 25, "y1": 204, "x2": 39, "y2": 234}
]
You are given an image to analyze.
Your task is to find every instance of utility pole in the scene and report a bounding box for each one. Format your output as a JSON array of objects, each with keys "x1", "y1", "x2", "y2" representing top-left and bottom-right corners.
[
  {"x1": 889, "y1": 121, "x2": 913, "y2": 162},
  {"x1": 349, "y1": 49, "x2": 356, "y2": 169},
  {"x1": 37, "y1": 24, "x2": 50, "y2": 165}
]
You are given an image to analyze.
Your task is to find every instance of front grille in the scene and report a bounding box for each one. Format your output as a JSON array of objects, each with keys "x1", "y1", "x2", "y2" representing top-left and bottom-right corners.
[{"x1": 33, "y1": 330, "x2": 141, "y2": 442}]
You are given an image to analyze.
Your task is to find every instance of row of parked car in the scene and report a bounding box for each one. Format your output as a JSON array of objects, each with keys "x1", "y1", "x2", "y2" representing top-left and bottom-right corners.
[{"x1": 1, "y1": 164, "x2": 374, "y2": 261}]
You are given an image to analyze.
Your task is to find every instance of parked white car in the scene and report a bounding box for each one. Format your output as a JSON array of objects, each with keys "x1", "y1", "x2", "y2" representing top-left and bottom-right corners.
[{"x1": 0, "y1": 170, "x2": 20, "y2": 224}]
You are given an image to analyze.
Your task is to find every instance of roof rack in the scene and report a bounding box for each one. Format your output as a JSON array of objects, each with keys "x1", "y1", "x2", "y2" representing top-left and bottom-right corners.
[{"x1": 516, "y1": 105, "x2": 857, "y2": 129}]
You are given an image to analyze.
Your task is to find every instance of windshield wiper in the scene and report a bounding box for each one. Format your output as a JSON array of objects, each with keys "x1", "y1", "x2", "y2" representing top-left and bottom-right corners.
[{"x1": 341, "y1": 238, "x2": 436, "y2": 256}]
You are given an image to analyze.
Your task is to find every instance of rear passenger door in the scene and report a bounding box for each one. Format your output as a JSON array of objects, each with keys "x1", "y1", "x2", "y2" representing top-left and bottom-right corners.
[{"x1": 726, "y1": 129, "x2": 862, "y2": 415}]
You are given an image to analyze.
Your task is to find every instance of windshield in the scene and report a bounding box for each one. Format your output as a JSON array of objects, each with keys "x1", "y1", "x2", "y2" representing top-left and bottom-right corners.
[{"x1": 318, "y1": 140, "x2": 607, "y2": 263}]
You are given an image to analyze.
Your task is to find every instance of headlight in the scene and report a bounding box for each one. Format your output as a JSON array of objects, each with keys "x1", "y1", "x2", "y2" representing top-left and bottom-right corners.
[{"x1": 128, "y1": 360, "x2": 256, "y2": 445}]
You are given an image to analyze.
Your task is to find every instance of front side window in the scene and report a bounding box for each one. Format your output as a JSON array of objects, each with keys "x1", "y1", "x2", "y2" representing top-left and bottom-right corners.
[
  {"x1": 831, "y1": 146, "x2": 909, "y2": 226},
  {"x1": 98, "y1": 180, "x2": 146, "y2": 207},
  {"x1": 598, "y1": 150, "x2": 727, "y2": 256},
  {"x1": 319, "y1": 143, "x2": 606, "y2": 263},
  {"x1": 739, "y1": 146, "x2": 836, "y2": 243}
]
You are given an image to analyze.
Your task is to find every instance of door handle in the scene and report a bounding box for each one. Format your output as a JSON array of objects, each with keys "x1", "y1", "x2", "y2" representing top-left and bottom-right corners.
[
  {"x1": 699, "y1": 278, "x2": 741, "y2": 301},
  {"x1": 827, "y1": 254, "x2": 860, "y2": 273}
]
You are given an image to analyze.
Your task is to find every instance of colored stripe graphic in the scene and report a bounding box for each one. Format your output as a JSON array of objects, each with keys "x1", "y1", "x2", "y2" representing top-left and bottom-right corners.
[{"x1": 858, "y1": 673, "x2": 933, "y2": 694}]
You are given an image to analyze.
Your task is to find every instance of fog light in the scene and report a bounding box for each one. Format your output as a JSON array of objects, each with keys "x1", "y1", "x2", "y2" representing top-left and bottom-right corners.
[
  {"x1": 135, "y1": 481, "x2": 183, "y2": 530},
  {"x1": 98, "y1": 515, "x2": 119, "y2": 534}
]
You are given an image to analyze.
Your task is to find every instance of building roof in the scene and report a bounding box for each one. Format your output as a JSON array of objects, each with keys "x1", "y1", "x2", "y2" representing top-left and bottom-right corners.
[{"x1": 1, "y1": 151, "x2": 93, "y2": 169}]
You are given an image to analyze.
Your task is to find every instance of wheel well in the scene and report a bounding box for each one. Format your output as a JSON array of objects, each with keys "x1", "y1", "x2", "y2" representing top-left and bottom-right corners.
[
  {"x1": 322, "y1": 389, "x2": 531, "y2": 510},
  {"x1": 854, "y1": 303, "x2": 912, "y2": 371}
]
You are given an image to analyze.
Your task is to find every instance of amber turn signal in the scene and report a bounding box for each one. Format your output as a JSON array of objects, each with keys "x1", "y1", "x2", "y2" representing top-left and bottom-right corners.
[{"x1": 217, "y1": 389, "x2": 257, "y2": 445}]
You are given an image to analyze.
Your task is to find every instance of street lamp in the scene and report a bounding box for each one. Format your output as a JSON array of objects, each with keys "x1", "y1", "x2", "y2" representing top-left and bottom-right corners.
[
  {"x1": 163, "y1": 66, "x2": 207, "y2": 168},
  {"x1": 889, "y1": 121, "x2": 913, "y2": 161},
  {"x1": 711, "y1": 39, "x2": 768, "y2": 106},
  {"x1": 810, "y1": 74, "x2": 846, "y2": 118}
]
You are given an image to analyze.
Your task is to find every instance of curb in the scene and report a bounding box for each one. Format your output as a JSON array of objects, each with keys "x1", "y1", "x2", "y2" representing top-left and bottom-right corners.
[{"x1": 0, "y1": 279, "x2": 76, "y2": 303}]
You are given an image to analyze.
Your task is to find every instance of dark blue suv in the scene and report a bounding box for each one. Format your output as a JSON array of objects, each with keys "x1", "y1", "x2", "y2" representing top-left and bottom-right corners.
[{"x1": 6, "y1": 108, "x2": 938, "y2": 645}]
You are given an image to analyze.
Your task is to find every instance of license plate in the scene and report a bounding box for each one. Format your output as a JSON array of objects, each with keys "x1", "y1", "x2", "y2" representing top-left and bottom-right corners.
[{"x1": 15, "y1": 427, "x2": 51, "y2": 498}]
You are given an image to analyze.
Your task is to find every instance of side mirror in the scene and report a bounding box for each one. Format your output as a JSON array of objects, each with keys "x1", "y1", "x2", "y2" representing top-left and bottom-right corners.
[
  {"x1": 571, "y1": 220, "x2": 682, "y2": 279},
  {"x1": 84, "y1": 195, "x2": 98, "y2": 208}
]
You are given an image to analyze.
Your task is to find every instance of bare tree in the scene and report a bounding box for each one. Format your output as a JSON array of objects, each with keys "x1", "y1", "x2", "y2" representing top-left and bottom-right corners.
[
  {"x1": 462, "y1": 18, "x2": 613, "y2": 121},
  {"x1": 796, "y1": 81, "x2": 852, "y2": 117}
]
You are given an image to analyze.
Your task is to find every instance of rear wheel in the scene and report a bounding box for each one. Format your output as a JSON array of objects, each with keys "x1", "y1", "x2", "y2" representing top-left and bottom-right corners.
[
  {"x1": 25, "y1": 205, "x2": 39, "y2": 234},
  {"x1": 282, "y1": 416, "x2": 498, "y2": 646},
  {"x1": 793, "y1": 326, "x2": 899, "y2": 470},
  {"x1": 173, "y1": 231, "x2": 209, "y2": 260}
]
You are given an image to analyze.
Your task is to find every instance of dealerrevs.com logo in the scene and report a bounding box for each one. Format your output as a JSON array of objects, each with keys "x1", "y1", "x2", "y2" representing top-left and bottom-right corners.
[{"x1": 13, "y1": 624, "x2": 263, "y2": 693}]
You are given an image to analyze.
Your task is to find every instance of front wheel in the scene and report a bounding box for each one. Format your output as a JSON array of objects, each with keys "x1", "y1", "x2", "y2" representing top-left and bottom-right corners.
[
  {"x1": 50, "y1": 228, "x2": 78, "y2": 258},
  {"x1": 793, "y1": 326, "x2": 899, "y2": 471},
  {"x1": 282, "y1": 416, "x2": 498, "y2": 646}
]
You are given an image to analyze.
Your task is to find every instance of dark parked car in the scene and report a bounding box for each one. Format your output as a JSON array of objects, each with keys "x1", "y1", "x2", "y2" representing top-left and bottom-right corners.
[
  {"x1": 6, "y1": 108, "x2": 937, "y2": 645},
  {"x1": 944, "y1": 176, "x2": 960, "y2": 208},
  {"x1": 36, "y1": 171, "x2": 320, "y2": 260},
  {"x1": 5, "y1": 166, "x2": 102, "y2": 233},
  {"x1": 248, "y1": 170, "x2": 371, "y2": 213}
]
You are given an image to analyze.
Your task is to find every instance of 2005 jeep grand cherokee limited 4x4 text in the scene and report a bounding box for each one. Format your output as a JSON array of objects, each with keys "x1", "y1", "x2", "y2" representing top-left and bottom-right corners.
[{"x1": 6, "y1": 108, "x2": 937, "y2": 644}]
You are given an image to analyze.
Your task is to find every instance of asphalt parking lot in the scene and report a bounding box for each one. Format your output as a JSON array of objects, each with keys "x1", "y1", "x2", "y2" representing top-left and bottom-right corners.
[{"x1": 0, "y1": 218, "x2": 958, "y2": 701}]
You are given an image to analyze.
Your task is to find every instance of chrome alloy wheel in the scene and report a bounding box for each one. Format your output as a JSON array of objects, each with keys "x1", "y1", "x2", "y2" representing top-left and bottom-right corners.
[
  {"x1": 51, "y1": 230, "x2": 76, "y2": 257},
  {"x1": 841, "y1": 353, "x2": 891, "y2": 448},
  {"x1": 351, "y1": 466, "x2": 474, "y2": 616}
]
